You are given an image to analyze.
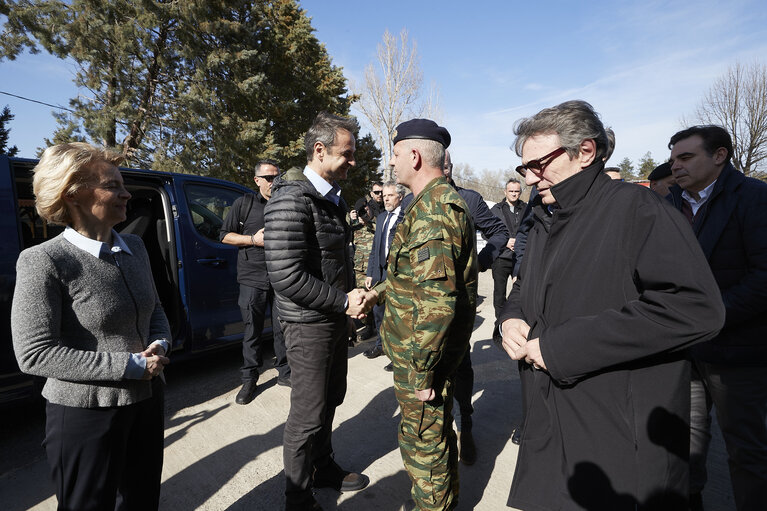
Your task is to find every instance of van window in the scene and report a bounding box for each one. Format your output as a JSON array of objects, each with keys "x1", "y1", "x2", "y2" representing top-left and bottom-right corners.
[
  {"x1": 15, "y1": 164, "x2": 65, "y2": 249},
  {"x1": 184, "y1": 184, "x2": 244, "y2": 241}
]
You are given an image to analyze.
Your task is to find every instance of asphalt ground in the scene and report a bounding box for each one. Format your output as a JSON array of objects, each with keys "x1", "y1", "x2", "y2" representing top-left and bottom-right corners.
[{"x1": 0, "y1": 271, "x2": 735, "y2": 510}]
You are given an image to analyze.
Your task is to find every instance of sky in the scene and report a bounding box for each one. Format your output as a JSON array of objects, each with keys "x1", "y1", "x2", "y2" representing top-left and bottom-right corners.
[{"x1": 2, "y1": 0, "x2": 767, "y2": 175}]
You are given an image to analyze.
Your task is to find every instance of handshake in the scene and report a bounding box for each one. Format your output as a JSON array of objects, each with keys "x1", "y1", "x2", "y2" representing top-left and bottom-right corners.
[{"x1": 346, "y1": 288, "x2": 378, "y2": 319}]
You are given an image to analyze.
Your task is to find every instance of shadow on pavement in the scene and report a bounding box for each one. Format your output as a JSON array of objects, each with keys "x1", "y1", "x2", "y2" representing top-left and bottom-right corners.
[
  {"x1": 161, "y1": 422, "x2": 286, "y2": 510},
  {"x1": 334, "y1": 471, "x2": 413, "y2": 510},
  {"x1": 457, "y1": 337, "x2": 520, "y2": 510}
]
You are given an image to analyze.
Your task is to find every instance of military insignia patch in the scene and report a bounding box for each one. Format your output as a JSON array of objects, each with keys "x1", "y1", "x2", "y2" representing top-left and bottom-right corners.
[{"x1": 417, "y1": 247, "x2": 430, "y2": 262}]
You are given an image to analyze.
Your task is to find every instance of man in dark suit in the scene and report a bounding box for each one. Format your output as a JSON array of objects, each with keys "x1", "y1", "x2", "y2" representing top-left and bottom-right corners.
[
  {"x1": 364, "y1": 181, "x2": 404, "y2": 360},
  {"x1": 668, "y1": 125, "x2": 767, "y2": 511},
  {"x1": 489, "y1": 178, "x2": 526, "y2": 318}
]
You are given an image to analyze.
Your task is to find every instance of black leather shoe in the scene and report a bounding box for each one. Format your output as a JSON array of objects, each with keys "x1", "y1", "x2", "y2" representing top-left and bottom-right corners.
[
  {"x1": 384, "y1": 362, "x2": 393, "y2": 372},
  {"x1": 460, "y1": 430, "x2": 477, "y2": 465},
  {"x1": 314, "y1": 464, "x2": 369, "y2": 492},
  {"x1": 277, "y1": 376, "x2": 291, "y2": 388},
  {"x1": 356, "y1": 327, "x2": 376, "y2": 343},
  {"x1": 235, "y1": 380, "x2": 258, "y2": 405},
  {"x1": 511, "y1": 427, "x2": 522, "y2": 445},
  {"x1": 364, "y1": 346, "x2": 384, "y2": 359}
]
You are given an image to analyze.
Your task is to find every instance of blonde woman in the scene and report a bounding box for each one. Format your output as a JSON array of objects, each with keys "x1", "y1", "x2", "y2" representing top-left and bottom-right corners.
[{"x1": 11, "y1": 142, "x2": 170, "y2": 511}]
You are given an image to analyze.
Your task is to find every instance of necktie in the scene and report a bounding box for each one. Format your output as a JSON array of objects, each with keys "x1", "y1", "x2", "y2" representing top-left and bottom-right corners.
[
  {"x1": 681, "y1": 199, "x2": 694, "y2": 225},
  {"x1": 380, "y1": 212, "x2": 392, "y2": 266}
]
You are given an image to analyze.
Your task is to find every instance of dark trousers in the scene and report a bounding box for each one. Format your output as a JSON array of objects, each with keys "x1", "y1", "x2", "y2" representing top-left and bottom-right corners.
[
  {"x1": 43, "y1": 380, "x2": 165, "y2": 511},
  {"x1": 453, "y1": 348, "x2": 474, "y2": 431},
  {"x1": 491, "y1": 257, "x2": 516, "y2": 319},
  {"x1": 372, "y1": 302, "x2": 384, "y2": 350},
  {"x1": 690, "y1": 360, "x2": 767, "y2": 510},
  {"x1": 282, "y1": 317, "x2": 348, "y2": 509},
  {"x1": 239, "y1": 284, "x2": 289, "y2": 381}
]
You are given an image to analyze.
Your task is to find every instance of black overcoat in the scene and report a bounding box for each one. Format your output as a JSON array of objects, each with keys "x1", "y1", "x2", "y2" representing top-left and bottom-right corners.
[
  {"x1": 668, "y1": 163, "x2": 767, "y2": 366},
  {"x1": 498, "y1": 162, "x2": 725, "y2": 511}
]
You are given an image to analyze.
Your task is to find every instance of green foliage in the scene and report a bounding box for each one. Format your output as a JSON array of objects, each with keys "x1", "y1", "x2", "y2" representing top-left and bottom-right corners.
[
  {"x1": 0, "y1": 105, "x2": 19, "y2": 156},
  {"x1": 617, "y1": 156, "x2": 635, "y2": 181},
  {"x1": 1, "y1": 0, "x2": 380, "y2": 189},
  {"x1": 40, "y1": 111, "x2": 87, "y2": 156},
  {"x1": 340, "y1": 132, "x2": 382, "y2": 206},
  {"x1": 637, "y1": 151, "x2": 658, "y2": 179}
]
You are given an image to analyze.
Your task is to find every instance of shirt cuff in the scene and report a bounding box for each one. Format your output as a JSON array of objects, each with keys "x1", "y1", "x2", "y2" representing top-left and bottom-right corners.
[
  {"x1": 126, "y1": 354, "x2": 147, "y2": 379},
  {"x1": 150, "y1": 339, "x2": 169, "y2": 354}
]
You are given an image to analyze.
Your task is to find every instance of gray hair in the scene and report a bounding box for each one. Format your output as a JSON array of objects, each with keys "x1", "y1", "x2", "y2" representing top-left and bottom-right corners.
[
  {"x1": 604, "y1": 127, "x2": 615, "y2": 162},
  {"x1": 304, "y1": 111, "x2": 359, "y2": 162},
  {"x1": 512, "y1": 100, "x2": 608, "y2": 163},
  {"x1": 506, "y1": 177, "x2": 521, "y2": 187},
  {"x1": 383, "y1": 180, "x2": 406, "y2": 197},
  {"x1": 408, "y1": 139, "x2": 445, "y2": 169},
  {"x1": 33, "y1": 142, "x2": 124, "y2": 226}
]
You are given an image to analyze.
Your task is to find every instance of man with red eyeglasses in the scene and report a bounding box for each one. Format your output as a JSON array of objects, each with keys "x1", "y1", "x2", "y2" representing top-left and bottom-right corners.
[{"x1": 496, "y1": 100, "x2": 725, "y2": 510}]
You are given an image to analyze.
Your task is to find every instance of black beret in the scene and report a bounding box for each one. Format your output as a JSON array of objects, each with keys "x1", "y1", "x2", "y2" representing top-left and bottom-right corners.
[
  {"x1": 392, "y1": 118, "x2": 451, "y2": 148},
  {"x1": 648, "y1": 161, "x2": 672, "y2": 181}
]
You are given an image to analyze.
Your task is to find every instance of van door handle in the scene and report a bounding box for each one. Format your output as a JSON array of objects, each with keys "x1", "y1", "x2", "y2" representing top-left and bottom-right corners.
[{"x1": 197, "y1": 258, "x2": 227, "y2": 267}]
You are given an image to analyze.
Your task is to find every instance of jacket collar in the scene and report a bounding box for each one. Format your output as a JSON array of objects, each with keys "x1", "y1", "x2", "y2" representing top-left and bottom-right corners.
[
  {"x1": 549, "y1": 160, "x2": 606, "y2": 210},
  {"x1": 406, "y1": 176, "x2": 448, "y2": 215},
  {"x1": 669, "y1": 162, "x2": 742, "y2": 205}
]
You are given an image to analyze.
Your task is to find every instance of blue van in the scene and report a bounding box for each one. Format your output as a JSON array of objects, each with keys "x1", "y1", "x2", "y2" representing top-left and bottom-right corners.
[{"x1": 0, "y1": 155, "x2": 271, "y2": 404}]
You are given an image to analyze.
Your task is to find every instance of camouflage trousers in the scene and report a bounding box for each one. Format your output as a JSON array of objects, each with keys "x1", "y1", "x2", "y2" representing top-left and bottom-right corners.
[{"x1": 392, "y1": 369, "x2": 459, "y2": 510}]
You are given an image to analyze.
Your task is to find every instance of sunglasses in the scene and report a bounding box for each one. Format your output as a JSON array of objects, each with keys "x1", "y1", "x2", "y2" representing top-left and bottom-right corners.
[
  {"x1": 371, "y1": 190, "x2": 383, "y2": 195},
  {"x1": 515, "y1": 147, "x2": 567, "y2": 177},
  {"x1": 256, "y1": 174, "x2": 277, "y2": 182}
]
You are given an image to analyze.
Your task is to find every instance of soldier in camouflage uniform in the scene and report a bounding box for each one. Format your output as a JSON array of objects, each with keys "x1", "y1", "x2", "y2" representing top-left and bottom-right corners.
[
  {"x1": 352, "y1": 213, "x2": 376, "y2": 288},
  {"x1": 373, "y1": 119, "x2": 478, "y2": 510}
]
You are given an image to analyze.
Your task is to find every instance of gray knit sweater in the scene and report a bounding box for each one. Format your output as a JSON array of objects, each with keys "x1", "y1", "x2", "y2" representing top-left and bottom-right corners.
[{"x1": 11, "y1": 233, "x2": 171, "y2": 407}]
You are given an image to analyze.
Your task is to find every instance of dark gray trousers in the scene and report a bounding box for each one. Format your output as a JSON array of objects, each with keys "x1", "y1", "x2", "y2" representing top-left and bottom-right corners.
[
  {"x1": 453, "y1": 348, "x2": 474, "y2": 431},
  {"x1": 239, "y1": 284, "x2": 289, "y2": 381},
  {"x1": 690, "y1": 360, "x2": 767, "y2": 510},
  {"x1": 491, "y1": 257, "x2": 516, "y2": 319},
  {"x1": 282, "y1": 317, "x2": 348, "y2": 509}
]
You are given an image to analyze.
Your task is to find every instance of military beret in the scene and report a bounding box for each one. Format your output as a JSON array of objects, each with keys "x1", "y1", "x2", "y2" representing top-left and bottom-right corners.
[
  {"x1": 392, "y1": 119, "x2": 451, "y2": 148},
  {"x1": 648, "y1": 161, "x2": 672, "y2": 181}
]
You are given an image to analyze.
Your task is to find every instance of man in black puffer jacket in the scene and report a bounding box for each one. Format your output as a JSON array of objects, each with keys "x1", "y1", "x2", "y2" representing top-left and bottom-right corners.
[{"x1": 264, "y1": 112, "x2": 374, "y2": 511}]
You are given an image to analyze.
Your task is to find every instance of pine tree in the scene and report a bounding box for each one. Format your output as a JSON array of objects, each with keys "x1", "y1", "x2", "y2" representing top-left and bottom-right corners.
[
  {"x1": 340, "y1": 133, "x2": 383, "y2": 205},
  {"x1": 0, "y1": 105, "x2": 19, "y2": 157},
  {"x1": 637, "y1": 152, "x2": 658, "y2": 179},
  {"x1": 1, "y1": 0, "x2": 384, "y2": 188},
  {"x1": 617, "y1": 157, "x2": 635, "y2": 181},
  {"x1": 1, "y1": 1, "x2": 177, "y2": 161},
  {"x1": 155, "y1": 0, "x2": 356, "y2": 184}
]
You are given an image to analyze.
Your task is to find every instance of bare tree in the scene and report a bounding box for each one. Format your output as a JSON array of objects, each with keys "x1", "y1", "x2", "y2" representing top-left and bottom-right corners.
[
  {"x1": 452, "y1": 163, "x2": 508, "y2": 203},
  {"x1": 352, "y1": 29, "x2": 441, "y2": 178},
  {"x1": 691, "y1": 61, "x2": 767, "y2": 177}
]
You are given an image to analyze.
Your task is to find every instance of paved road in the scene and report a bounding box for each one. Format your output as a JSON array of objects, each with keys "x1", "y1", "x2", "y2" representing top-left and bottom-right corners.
[{"x1": 0, "y1": 272, "x2": 735, "y2": 510}]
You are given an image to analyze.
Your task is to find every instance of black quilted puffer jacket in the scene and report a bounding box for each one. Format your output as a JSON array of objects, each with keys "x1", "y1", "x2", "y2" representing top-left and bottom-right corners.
[{"x1": 264, "y1": 167, "x2": 355, "y2": 323}]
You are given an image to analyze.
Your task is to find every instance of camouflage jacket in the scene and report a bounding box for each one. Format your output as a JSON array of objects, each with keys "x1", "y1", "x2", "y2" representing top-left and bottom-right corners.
[
  {"x1": 352, "y1": 220, "x2": 375, "y2": 275},
  {"x1": 377, "y1": 176, "x2": 478, "y2": 390}
]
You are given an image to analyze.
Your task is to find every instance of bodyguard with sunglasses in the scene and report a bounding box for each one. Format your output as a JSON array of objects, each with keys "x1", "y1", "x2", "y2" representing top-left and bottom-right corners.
[
  {"x1": 221, "y1": 160, "x2": 291, "y2": 404},
  {"x1": 496, "y1": 100, "x2": 725, "y2": 510}
]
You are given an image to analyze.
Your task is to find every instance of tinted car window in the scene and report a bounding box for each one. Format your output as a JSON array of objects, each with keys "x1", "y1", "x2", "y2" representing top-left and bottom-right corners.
[{"x1": 185, "y1": 184, "x2": 242, "y2": 241}]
